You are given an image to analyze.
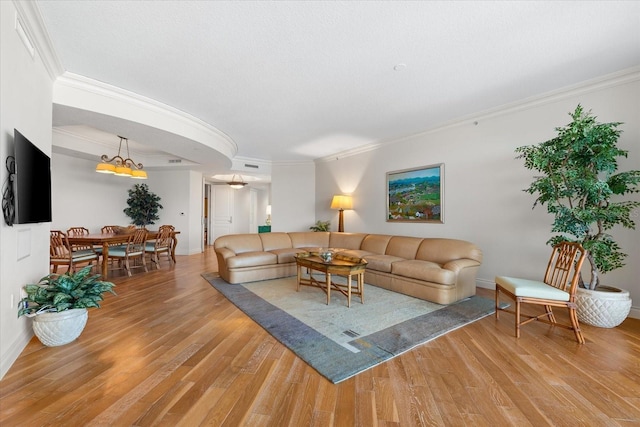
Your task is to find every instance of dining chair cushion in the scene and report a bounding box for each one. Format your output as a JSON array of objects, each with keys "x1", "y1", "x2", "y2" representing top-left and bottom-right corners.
[
  {"x1": 145, "y1": 242, "x2": 169, "y2": 251},
  {"x1": 69, "y1": 253, "x2": 99, "y2": 262},
  {"x1": 72, "y1": 249, "x2": 98, "y2": 257},
  {"x1": 495, "y1": 276, "x2": 570, "y2": 301},
  {"x1": 109, "y1": 248, "x2": 144, "y2": 257},
  {"x1": 95, "y1": 245, "x2": 125, "y2": 254}
]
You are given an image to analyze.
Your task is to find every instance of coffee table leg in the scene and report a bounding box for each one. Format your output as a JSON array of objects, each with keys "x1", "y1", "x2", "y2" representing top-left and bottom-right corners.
[
  {"x1": 347, "y1": 274, "x2": 352, "y2": 307},
  {"x1": 359, "y1": 272, "x2": 364, "y2": 304},
  {"x1": 326, "y1": 272, "x2": 331, "y2": 305},
  {"x1": 297, "y1": 264, "x2": 301, "y2": 291}
]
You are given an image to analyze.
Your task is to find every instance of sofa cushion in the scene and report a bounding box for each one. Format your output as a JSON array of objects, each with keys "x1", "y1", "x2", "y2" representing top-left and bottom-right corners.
[
  {"x1": 339, "y1": 249, "x2": 376, "y2": 259},
  {"x1": 329, "y1": 232, "x2": 367, "y2": 250},
  {"x1": 289, "y1": 232, "x2": 330, "y2": 250},
  {"x1": 362, "y1": 254, "x2": 406, "y2": 273},
  {"x1": 392, "y1": 260, "x2": 456, "y2": 285},
  {"x1": 385, "y1": 236, "x2": 423, "y2": 259},
  {"x1": 416, "y1": 238, "x2": 483, "y2": 265},
  {"x1": 269, "y1": 248, "x2": 307, "y2": 264},
  {"x1": 226, "y1": 251, "x2": 277, "y2": 268},
  {"x1": 259, "y1": 232, "x2": 293, "y2": 251},
  {"x1": 360, "y1": 234, "x2": 393, "y2": 255}
]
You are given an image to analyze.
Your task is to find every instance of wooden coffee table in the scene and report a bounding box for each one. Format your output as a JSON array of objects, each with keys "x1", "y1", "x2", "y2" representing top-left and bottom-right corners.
[{"x1": 294, "y1": 252, "x2": 368, "y2": 307}]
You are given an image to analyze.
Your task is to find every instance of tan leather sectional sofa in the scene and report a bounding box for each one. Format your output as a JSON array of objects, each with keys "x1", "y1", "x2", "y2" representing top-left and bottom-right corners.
[{"x1": 214, "y1": 232, "x2": 483, "y2": 305}]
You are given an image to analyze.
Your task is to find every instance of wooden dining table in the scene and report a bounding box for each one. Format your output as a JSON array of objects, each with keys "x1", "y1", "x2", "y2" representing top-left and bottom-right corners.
[{"x1": 67, "y1": 230, "x2": 180, "y2": 278}]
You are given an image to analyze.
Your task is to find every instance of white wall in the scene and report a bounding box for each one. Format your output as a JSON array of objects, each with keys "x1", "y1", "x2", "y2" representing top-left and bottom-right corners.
[
  {"x1": 52, "y1": 153, "x2": 132, "y2": 232},
  {"x1": 316, "y1": 72, "x2": 640, "y2": 317},
  {"x1": 271, "y1": 162, "x2": 316, "y2": 232},
  {"x1": 0, "y1": 1, "x2": 55, "y2": 378},
  {"x1": 145, "y1": 169, "x2": 202, "y2": 255}
]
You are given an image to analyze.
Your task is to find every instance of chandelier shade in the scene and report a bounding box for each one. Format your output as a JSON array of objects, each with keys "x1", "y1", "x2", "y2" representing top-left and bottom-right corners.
[
  {"x1": 227, "y1": 174, "x2": 247, "y2": 189},
  {"x1": 95, "y1": 135, "x2": 147, "y2": 179},
  {"x1": 95, "y1": 162, "x2": 116, "y2": 174}
]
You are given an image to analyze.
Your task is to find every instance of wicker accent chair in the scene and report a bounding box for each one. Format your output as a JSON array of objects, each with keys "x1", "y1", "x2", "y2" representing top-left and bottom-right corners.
[
  {"x1": 107, "y1": 228, "x2": 148, "y2": 276},
  {"x1": 50, "y1": 230, "x2": 99, "y2": 273},
  {"x1": 145, "y1": 227, "x2": 173, "y2": 269},
  {"x1": 495, "y1": 242, "x2": 587, "y2": 343}
]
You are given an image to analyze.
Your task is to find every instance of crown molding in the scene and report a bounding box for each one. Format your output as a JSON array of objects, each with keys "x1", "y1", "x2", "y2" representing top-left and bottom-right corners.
[
  {"x1": 317, "y1": 66, "x2": 640, "y2": 163},
  {"x1": 13, "y1": 0, "x2": 64, "y2": 80},
  {"x1": 54, "y1": 72, "x2": 238, "y2": 160}
]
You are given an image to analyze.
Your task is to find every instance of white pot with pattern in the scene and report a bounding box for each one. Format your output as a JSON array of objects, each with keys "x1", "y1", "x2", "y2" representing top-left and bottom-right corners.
[{"x1": 575, "y1": 286, "x2": 632, "y2": 328}]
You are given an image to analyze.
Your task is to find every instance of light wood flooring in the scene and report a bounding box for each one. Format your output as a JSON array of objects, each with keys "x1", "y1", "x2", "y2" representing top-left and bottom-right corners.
[{"x1": 1, "y1": 247, "x2": 639, "y2": 426}]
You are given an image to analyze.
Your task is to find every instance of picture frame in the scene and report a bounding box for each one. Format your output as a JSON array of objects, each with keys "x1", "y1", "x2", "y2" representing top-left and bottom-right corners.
[{"x1": 386, "y1": 163, "x2": 444, "y2": 223}]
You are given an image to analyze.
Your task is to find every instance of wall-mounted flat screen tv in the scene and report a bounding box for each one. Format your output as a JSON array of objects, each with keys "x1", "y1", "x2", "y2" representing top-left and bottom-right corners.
[{"x1": 14, "y1": 129, "x2": 52, "y2": 224}]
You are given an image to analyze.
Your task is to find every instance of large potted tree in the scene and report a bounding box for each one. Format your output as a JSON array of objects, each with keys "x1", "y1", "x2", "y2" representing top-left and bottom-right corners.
[
  {"x1": 18, "y1": 266, "x2": 116, "y2": 346},
  {"x1": 516, "y1": 105, "x2": 640, "y2": 327},
  {"x1": 124, "y1": 183, "x2": 163, "y2": 227}
]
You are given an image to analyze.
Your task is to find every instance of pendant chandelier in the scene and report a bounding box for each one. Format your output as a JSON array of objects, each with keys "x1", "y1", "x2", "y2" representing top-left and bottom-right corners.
[
  {"x1": 227, "y1": 174, "x2": 247, "y2": 189},
  {"x1": 95, "y1": 135, "x2": 147, "y2": 179}
]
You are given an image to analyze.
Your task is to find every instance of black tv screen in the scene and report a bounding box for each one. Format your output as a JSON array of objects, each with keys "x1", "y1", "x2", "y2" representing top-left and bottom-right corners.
[{"x1": 14, "y1": 129, "x2": 52, "y2": 224}]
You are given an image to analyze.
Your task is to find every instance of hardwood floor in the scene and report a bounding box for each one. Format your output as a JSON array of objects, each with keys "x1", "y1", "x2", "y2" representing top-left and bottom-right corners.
[{"x1": 1, "y1": 247, "x2": 639, "y2": 426}]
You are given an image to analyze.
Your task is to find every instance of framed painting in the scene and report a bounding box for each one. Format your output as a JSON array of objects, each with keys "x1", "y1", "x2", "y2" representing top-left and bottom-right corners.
[{"x1": 386, "y1": 163, "x2": 444, "y2": 223}]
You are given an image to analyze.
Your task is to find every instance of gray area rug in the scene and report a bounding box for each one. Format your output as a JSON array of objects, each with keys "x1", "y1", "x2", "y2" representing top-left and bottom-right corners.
[{"x1": 202, "y1": 272, "x2": 497, "y2": 384}]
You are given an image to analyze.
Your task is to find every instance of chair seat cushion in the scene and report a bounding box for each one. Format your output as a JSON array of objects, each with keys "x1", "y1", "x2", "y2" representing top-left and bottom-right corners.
[
  {"x1": 109, "y1": 249, "x2": 144, "y2": 257},
  {"x1": 72, "y1": 249, "x2": 96, "y2": 257},
  {"x1": 495, "y1": 276, "x2": 570, "y2": 301},
  {"x1": 70, "y1": 253, "x2": 98, "y2": 262}
]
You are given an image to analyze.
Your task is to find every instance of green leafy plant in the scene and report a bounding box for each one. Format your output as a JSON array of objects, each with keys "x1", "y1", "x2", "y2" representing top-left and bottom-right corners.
[
  {"x1": 516, "y1": 105, "x2": 640, "y2": 290},
  {"x1": 124, "y1": 183, "x2": 163, "y2": 227},
  {"x1": 309, "y1": 220, "x2": 331, "y2": 232},
  {"x1": 18, "y1": 266, "x2": 116, "y2": 317}
]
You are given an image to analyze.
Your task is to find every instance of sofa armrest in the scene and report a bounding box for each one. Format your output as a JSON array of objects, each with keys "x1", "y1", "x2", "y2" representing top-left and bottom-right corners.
[
  {"x1": 443, "y1": 259, "x2": 481, "y2": 273},
  {"x1": 215, "y1": 247, "x2": 236, "y2": 260}
]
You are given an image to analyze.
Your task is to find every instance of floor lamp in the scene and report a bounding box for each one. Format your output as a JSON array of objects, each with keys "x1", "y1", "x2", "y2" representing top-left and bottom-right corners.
[{"x1": 330, "y1": 195, "x2": 353, "y2": 232}]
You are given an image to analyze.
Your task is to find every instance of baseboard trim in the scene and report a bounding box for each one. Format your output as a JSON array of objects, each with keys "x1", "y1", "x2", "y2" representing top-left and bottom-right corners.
[{"x1": 0, "y1": 330, "x2": 33, "y2": 380}]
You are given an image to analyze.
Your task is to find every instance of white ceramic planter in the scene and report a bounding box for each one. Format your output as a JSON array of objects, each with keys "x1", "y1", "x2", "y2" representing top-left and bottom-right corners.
[
  {"x1": 32, "y1": 308, "x2": 88, "y2": 346},
  {"x1": 575, "y1": 286, "x2": 632, "y2": 328}
]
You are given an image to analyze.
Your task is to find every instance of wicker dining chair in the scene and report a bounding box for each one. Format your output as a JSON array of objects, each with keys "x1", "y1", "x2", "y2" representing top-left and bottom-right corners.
[
  {"x1": 145, "y1": 227, "x2": 173, "y2": 269},
  {"x1": 50, "y1": 230, "x2": 99, "y2": 273},
  {"x1": 65, "y1": 226, "x2": 98, "y2": 256},
  {"x1": 495, "y1": 242, "x2": 587, "y2": 343},
  {"x1": 97, "y1": 225, "x2": 127, "y2": 266},
  {"x1": 67, "y1": 226, "x2": 89, "y2": 236},
  {"x1": 101, "y1": 225, "x2": 119, "y2": 234},
  {"x1": 107, "y1": 228, "x2": 148, "y2": 276}
]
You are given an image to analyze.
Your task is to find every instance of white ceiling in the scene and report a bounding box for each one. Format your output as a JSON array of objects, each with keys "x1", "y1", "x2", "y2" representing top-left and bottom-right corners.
[{"x1": 36, "y1": 1, "x2": 640, "y2": 179}]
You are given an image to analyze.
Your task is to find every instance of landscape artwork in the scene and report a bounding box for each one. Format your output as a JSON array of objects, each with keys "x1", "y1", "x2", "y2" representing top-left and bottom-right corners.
[{"x1": 386, "y1": 163, "x2": 444, "y2": 223}]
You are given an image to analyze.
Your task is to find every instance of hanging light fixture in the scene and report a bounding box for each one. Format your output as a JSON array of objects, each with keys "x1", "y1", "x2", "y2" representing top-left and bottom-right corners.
[
  {"x1": 96, "y1": 135, "x2": 147, "y2": 179},
  {"x1": 227, "y1": 174, "x2": 247, "y2": 189}
]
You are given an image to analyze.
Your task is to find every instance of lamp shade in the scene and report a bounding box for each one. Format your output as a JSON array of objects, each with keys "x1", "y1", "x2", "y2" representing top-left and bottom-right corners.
[
  {"x1": 330, "y1": 195, "x2": 353, "y2": 210},
  {"x1": 96, "y1": 163, "x2": 116, "y2": 174},
  {"x1": 227, "y1": 174, "x2": 247, "y2": 189},
  {"x1": 130, "y1": 169, "x2": 148, "y2": 179},
  {"x1": 266, "y1": 205, "x2": 272, "y2": 215},
  {"x1": 114, "y1": 165, "x2": 132, "y2": 176}
]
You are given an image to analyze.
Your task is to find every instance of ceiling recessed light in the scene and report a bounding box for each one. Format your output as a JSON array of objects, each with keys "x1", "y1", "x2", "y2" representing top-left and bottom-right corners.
[{"x1": 394, "y1": 63, "x2": 407, "y2": 71}]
